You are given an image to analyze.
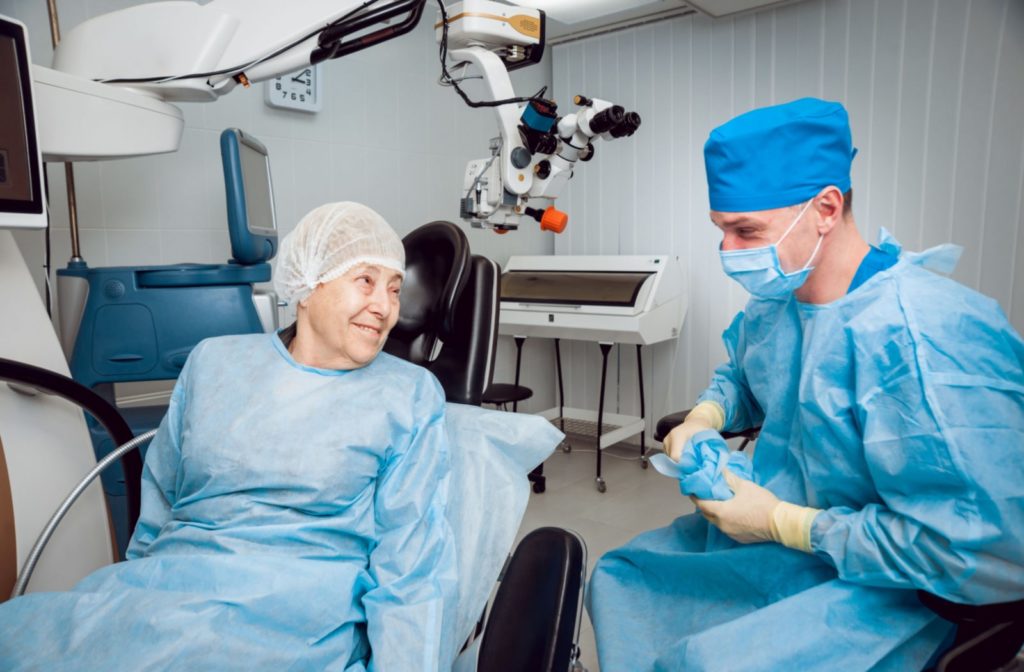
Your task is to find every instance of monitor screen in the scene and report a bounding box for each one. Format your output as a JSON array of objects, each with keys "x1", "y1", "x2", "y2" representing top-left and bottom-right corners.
[
  {"x1": 220, "y1": 128, "x2": 277, "y2": 264},
  {"x1": 237, "y1": 133, "x2": 276, "y2": 236},
  {"x1": 0, "y1": 17, "x2": 45, "y2": 229}
]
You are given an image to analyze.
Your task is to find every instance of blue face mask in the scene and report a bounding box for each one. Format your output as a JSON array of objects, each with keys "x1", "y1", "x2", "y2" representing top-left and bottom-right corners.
[{"x1": 718, "y1": 199, "x2": 823, "y2": 298}]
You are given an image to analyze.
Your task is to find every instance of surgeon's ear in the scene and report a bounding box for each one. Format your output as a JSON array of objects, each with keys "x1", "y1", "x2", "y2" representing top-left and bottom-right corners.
[{"x1": 813, "y1": 186, "x2": 844, "y2": 235}]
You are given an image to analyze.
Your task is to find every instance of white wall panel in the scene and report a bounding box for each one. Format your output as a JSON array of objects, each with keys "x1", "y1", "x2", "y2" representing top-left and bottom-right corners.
[{"x1": 553, "y1": 0, "x2": 1024, "y2": 439}]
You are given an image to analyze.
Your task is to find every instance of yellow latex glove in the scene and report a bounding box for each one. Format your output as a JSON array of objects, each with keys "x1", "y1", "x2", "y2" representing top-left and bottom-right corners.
[
  {"x1": 694, "y1": 469, "x2": 821, "y2": 551},
  {"x1": 662, "y1": 401, "x2": 725, "y2": 461}
]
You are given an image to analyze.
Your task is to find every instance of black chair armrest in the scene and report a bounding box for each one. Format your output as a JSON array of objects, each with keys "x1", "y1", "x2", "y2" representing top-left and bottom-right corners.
[
  {"x1": 917, "y1": 592, "x2": 1024, "y2": 672},
  {"x1": 477, "y1": 527, "x2": 586, "y2": 672},
  {"x1": 918, "y1": 591, "x2": 1024, "y2": 626},
  {"x1": 653, "y1": 409, "x2": 761, "y2": 445}
]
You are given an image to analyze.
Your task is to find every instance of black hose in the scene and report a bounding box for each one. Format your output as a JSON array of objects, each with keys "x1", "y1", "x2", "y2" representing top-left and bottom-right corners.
[{"x1": 0, "y1": 358, "x2": 141, "y2": 550}]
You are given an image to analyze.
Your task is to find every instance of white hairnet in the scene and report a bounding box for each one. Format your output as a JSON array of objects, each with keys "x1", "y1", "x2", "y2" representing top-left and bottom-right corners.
[{"x1": 274, "y1": 202, "x2": 405, "y2": 305}]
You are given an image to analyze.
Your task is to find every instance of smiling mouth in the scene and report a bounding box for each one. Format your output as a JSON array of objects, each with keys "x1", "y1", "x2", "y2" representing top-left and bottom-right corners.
[{"x1": 352, "y1": 323, "x2": 382, "y2": 336}]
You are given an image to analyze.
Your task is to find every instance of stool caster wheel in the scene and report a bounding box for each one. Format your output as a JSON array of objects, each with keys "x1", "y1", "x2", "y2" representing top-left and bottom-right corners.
[
  {"x1": 562, "y1": 442, "x2": 572, "y2": 453},
  {"x1": 532, "y1": 479, "x2": 546, "y2": 494},
  {"x1": 595, "y1": 478, "x2": 606, "y2": 493},
  {"x1": 641, "y1": 456, "x2": 649, "y2": 469}
]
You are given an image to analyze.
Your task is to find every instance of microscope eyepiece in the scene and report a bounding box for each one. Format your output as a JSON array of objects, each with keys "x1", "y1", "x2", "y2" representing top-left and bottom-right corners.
[
  {"x1": 610, "y1": 111, "x2": 642, "y2": 138},
  {"x1": 588, "y1": 105, "x2": 625, "y2": 134}
]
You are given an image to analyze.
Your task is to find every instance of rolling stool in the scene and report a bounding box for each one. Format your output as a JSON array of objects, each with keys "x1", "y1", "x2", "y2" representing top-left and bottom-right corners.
[{"x1": 482, "y1": 336, "x2": 545, "y2": 493}]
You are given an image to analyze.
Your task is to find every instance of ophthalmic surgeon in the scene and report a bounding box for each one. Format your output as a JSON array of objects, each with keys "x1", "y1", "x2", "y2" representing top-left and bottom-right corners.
[
  {"x1": 587, "y1": 98, "x2": 1024, "y2": 671},
  {"x1": 0, "y1": 202, "x2": 458, "y2": 671}
]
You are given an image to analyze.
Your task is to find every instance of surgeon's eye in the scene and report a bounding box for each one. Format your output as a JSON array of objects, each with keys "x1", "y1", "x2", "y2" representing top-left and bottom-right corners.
[
  {"x1": 356, "y1": 275, "x2": 374, "y2": 289},
  {"x1": 390, "y1": 286, "x2": 401, "y2": 297}
]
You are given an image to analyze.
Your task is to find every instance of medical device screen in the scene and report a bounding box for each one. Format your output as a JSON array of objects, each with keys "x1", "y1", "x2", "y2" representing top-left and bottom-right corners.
[
  {"x1": 0, "y1": 17, "x2": 45, "y2": 228},
  {"x1": 238, "y1": 135, "x2": 276, "y2": 236},
  {"x1": 501, "y1": 271, "x2": 654, "y2": 307}
]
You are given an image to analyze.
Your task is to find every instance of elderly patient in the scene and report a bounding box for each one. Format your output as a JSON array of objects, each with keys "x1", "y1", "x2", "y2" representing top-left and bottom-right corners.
[{"x1": 0, "y1": 202, "x2": 458, "y2": 671}]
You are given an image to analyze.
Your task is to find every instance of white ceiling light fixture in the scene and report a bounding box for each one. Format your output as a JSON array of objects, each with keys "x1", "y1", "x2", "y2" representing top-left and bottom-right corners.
[
  {"x1": 504, "y1": 0, "x2": 805, "y2": 43},
  {"x1": 508, "y1": 0, "x2": 679, "y2": 25},
  {"x1": 505, "y1": 0, "x2": 695, "y2": 42}
]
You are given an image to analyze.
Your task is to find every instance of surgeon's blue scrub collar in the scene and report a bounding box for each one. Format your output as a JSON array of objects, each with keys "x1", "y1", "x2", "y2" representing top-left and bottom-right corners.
[{"x1": 719, "y1": 198, "x2": 822, "y2": 298}]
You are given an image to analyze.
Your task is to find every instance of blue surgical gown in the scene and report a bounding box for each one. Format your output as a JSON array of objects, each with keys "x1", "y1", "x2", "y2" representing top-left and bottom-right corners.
[
  {"x1": 588, "y1": 233, "x2": 1024, "y2": 671},
  {"x1": 0, "y1": 333, "x2": 458, "y2": 671}
]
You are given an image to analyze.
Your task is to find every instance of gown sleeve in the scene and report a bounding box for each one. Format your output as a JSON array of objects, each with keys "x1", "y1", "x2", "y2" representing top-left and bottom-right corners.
[
  {"x1": 364, "y1": 373, "x2": 458, "y2": 672},
  {"x1": 697, "y1": 311, "x2": 766, "y2": 433},
  {"x1": 124, "y1": 345, "x2": 196, "y2": 559},
  {"x1": 809, "y1": 292, "x2": 1024, "y2": 605}
]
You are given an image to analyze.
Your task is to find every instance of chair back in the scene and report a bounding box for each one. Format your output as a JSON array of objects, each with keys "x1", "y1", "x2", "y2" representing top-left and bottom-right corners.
[{"x1": 384, "y1": 222, "x2": 498, "y2": 405}]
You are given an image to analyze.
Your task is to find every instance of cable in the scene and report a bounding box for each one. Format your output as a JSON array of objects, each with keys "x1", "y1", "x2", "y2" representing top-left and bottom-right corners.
[
  {"x1": 436, "y1": 0, "x2": 547, "y2": 108},
  {"x1": 12, "y1": 430, "x2": 157, "y2": 599},
  {"x1": 439, "y1": 61, "x2": 482, "y2": 86},
  {"x1": 464, "y1": 137, "x2": 502, "y2": 200},
  {"x1": 96, "y1": 1, "x2": 381, "y2": 85}
]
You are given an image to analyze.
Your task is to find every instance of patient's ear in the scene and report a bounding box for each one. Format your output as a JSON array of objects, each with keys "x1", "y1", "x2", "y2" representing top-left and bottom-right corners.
[{"x1": 297, "y1": 284, "x2": 323, "y2": 310}]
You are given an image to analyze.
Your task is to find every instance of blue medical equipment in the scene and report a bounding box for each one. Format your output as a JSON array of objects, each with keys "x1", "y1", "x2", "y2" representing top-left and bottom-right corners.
[{"x1": 56, "y1": 128, "x2": 278, "y2": 554}]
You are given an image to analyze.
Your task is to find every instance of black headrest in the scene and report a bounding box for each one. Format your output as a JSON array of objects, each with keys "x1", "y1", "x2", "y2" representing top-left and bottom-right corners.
[
  {"x1": 429, "y1": 255, "x2": 499, "y2": 405},
  {"x1": 385, "y1": 221, "x2": 470, "y2": 364}
]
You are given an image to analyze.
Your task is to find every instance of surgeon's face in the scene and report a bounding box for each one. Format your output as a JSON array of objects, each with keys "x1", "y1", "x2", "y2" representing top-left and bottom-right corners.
[
  {"x1": 711, "y1": 201, "x2": 821, "y2": 274},
  {"x1": 301, "y1": 263, "x2": 402, "y2": 369}
]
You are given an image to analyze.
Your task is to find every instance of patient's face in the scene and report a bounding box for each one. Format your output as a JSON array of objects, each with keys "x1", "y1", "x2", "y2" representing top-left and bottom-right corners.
[{"x1": 302, "y1": 263, "x2": 402, "y2": 369}]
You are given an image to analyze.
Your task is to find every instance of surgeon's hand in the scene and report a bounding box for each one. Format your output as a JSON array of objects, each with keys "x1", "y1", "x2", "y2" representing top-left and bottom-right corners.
[
  {"x1": 694, "y1": 469, "x2": 779, "y2": 544},
  {"x1": 663, "y1": 401, "x2": 725, "y2": 461},
  {"x1": 695, "y1": 470, "x2": 823, "y2": 551}
]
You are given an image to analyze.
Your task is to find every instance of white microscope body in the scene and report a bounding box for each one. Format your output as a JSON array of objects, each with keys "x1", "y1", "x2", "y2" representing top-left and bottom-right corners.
[{"x1": 439, "y1": 2, "x2": 641, "y2": 232}]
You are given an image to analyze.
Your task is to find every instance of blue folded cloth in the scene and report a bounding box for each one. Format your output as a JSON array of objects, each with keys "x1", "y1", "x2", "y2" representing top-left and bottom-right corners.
[{"x1": 649, "y1": 429, "x2": 754, "y2": 500}]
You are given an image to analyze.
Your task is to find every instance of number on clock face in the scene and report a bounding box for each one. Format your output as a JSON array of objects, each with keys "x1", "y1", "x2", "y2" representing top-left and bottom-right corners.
[{"x1": 265, "y1": 65, "x2": 322, "y2": 113}]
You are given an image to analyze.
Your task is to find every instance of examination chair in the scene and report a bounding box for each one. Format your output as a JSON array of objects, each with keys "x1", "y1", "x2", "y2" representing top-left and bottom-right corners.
[
  {"x1": 654, "y1": 410, "x2": 1024, "y2": 672},
  {"x1": 8, "y1": 220, "x2": 589, "y2": 670}
]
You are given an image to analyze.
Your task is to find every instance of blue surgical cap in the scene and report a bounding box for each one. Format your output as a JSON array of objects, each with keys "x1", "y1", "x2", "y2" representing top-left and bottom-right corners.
[{"x1": 704, "y1": 98, "x2": 857, "y2": 212}]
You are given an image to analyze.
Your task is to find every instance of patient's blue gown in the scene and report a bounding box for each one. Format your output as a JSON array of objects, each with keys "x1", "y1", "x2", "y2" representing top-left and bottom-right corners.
[
  {"x1": 0, "y1": 333, "x2": 458, "y2": 671},
  {"x1": 588, "y1": 234, "x2": 1024, "y2": 671}
]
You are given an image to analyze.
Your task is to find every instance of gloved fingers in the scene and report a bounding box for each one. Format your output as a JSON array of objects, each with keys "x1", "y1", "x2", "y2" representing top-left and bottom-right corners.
[
  {"x1": 693, "y1": 496, "x2": 721, "y2": 523},
  {"x1": 661, "y1": 436, "x2": 679, "y2": 461},
  {"x1": 662, "y1": 425, "x2": 693, "y2": 461},
  {"x1": 722, "y1": 468, "x2": 744, "y2": 492}
]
